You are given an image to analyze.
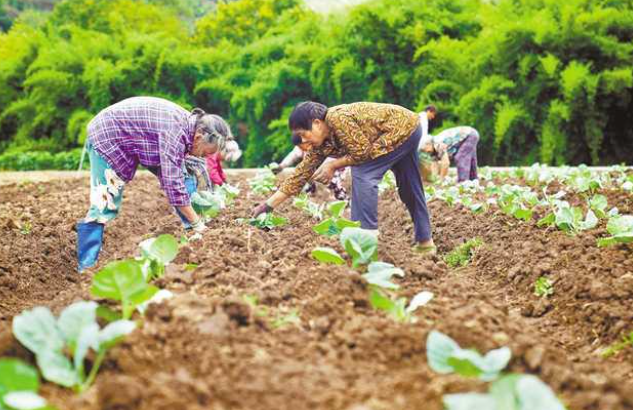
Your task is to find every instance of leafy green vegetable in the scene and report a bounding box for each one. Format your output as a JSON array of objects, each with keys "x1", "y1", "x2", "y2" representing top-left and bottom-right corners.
[
  {"x1": 368, "y1": 288, "x2": 433, "y2": 323},
  {"x1": 597, "y1": 215, "x2": 633, "y2": 247},
  {"x1": 243, "y1": 213, "x2": 288, "y2": 231},
  {"x1": 588, "y1": 194, "x2": 608, "y2": 218},
  {"x1": 444, "y1": 238, "x2": 483, "y2": 268},
  {"x1": 362, "y1": 262, "x2": 404, "y2": 290},
  {"x1": 311, "y1": 201, "x2": 359, "y2": 237},
  {"x1": 311, "y1": 247, "x2": 345, "y2": 265},
  {"x1": 534, "y1": 277, "x2": 554, "y2": 297},
  {"x1": 426, "y1": 330, "x2": 511, "y2": 381},
  {"x1": 191, "y1": 191, "x2": 222, "y2": 218},
  {"x1": 12, "y1": 302, "x2": 135, "y2": 393},
  {"x1": 248, "y1": 167, "x2": 277, "y2": 196},
  {"x1": 537, "y1": 201, "x2": 597, "y2": 234},
  {"x1": 293, "y1": 194, "x2": 324, "y2": 219},
  {"x1": 91, "y1": 260, "x2": 159, "y2": 319},
  {"x1": 340, "y1": 228, "x2": 378, "y2": 268},
  {"x1": 138, "y1": 234, "x2": 179, "y2": 280}
]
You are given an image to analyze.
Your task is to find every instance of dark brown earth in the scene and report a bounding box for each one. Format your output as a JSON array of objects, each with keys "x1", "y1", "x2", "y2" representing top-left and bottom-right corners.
[{"x1": 0, "y1": 173, "x2": 632, "y2": 410}]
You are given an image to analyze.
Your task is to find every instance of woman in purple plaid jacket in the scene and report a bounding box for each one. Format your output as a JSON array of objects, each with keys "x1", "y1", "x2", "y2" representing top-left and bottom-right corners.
[{"x1": 76, "y1": 96, "x2": 233, "y2": 271}]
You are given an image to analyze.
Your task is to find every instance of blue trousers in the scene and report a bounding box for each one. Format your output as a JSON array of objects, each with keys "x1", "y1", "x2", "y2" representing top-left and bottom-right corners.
[{"x1": 350, "y1": 125, "x2": 432, "y2": 242}]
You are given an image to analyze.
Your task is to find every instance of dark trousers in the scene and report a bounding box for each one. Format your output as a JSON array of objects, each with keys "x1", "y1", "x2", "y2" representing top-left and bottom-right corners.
[
  {"x1": 350, "y1": 125, "x2": 432, "y2": 242},
  {"x1": 454, "y1": 132, "x2": 479, "y2": 182}
]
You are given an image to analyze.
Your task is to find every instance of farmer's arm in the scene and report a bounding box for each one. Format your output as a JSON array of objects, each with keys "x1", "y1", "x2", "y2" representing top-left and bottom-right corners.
[
  {"x1": 276, "y1": 150, "x2": 326, "y2": 202},
  {"x1": 159, "y1": 128, "x2": 199, "y2": 223},
  {"x1": 439, "y1": 152, "x2": 450, "y2": 178}
]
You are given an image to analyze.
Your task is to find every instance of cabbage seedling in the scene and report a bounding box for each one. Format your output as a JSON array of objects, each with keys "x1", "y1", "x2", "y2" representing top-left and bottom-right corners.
[
  {"x1": 138, "y1": 234, "x2": 179, "y2": 280},
  {"x1": 588, "y1": 194, "x2": 608, "y2": 219},
  {"x1": 294, "y1": 194, "x2": 324, "y2": 220},
  {"x1": 369, "y1": 288, "x2": 433, "y2": 323},
  {"x1": 537, "y1": 201, "x2": 597, "y2": 234},
  {"x1": 12, "y1": 302, "x2": 135, "y2": 393},
  {"x1": 241, "y1": 213, "x2": 288, "y2": 231},
  {"x1": 91, "y1": 260, "x2": 159, "y2": 319},
  {"x1": 339, "y1": 227, "x2": 378, "y2": 268},
  {"x1": 597, "y1": 215, "x2": 633, "y2": 247},
  {"x1": 0, "y1": 358, "x2": 54, "y2": 410},
  {"x1": 311, "y1": 247, "x2": 345, "y2": 265},
  {"x1": 312, "y1": 201, "x2": 360, "y2": 237},
  {"x1": 426, "y1": 330, "x2": 565, "y2": 410},
  {"x1": 444, "y1": 238, "x2": 483, "y2": 268},
  {"x1": 534, "y1": 277, "x2": 553, "y2": 298},
  {"x1": 248, "y1": 167, "x2": 277, "y2": 195}
]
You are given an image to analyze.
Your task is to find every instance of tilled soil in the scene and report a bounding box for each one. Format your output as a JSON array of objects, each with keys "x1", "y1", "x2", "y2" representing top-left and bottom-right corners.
[{"x1": 0, "y1": 173, "x2": 632, "y2": 410}]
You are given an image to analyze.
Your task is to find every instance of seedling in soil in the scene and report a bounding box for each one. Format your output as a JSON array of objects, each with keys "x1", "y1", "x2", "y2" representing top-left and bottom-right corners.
[
  {"x1": 588, "y1": 194, "x2": 608, "y2": 219},
  {"x1": 294, "y1": 193, "x2": 324, "y2": 220},
  {"x1": 312, "y1": 201, "x2": 360, "y2": 237},
  {"x1": 426, "y1": 331, "x2": 565, "y2": 410},
  {"x1": 91, "y1": 259, "x2": 159, "y2": 320},
  {"x1": 444, "y1": 238, "x2": 483, "y2": 268},
  {"x1": 369, "y1": 288, "x2": 433, "y2": 323},
  {"x1": 378, "y1": 171, "x2": 396, "y2": 194},
  {"x1": 248, "y1": 166, "x2": 277, "y2": 196},
  {"x1": 601, "y1": 331, "x2": 633, "y2": 358},
  {"x1": 0, "y1": 358, "x2": 55, "y2": 410},
  {"x1": 537, "y1": 201, "x2": 597, "y2": 234},
  {"x1": 239, "y1": 213, "x2": 288, "y2": 231},
  {"x1": 597, "y1": 215, "x2": 633, "y2": 247},
  {"x1": 191, "y1": 191, "x2": 222, "y2": 219},
  {"x1": 363, "y1": 262, "x2": 405, "y2": 290},
  {"x1": 271, "y1": 309, "x2": 301, "y2": 329},
  {"x1": 340, "y1": 227, "x2": 378, "y2": 268},
  {"x1": 534, "y1": 277, "x2": 554, "y2": 298},
  {"x1": 138, "y1": 234, "x2": 179, "y2": 280},
  {"x1": 12, "y1": 301, "x2": 135, "y2": 393},
  {"x1": 19, "y1": 220, "x2": 32, "y2": 235},
  {"x1": 311, "y1": 247, "x2": 345, "y2": 265}
]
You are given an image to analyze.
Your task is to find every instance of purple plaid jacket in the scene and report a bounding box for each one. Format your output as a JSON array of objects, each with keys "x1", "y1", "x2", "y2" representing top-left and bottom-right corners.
[{"x1": 87, "y1": 97, "x2": 197, "y2": 207}]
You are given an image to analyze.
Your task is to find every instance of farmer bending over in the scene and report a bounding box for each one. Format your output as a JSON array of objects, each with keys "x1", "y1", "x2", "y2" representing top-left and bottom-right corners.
[
  {"x1": 253, "y1": 101, "x2": 435, "y2": 255},
  {"x1": 420, "y1": 126, "x2": 479, "y2": 182},
  {"x1": 76, "y1": 96, "x2": 233, "y2": 271}
]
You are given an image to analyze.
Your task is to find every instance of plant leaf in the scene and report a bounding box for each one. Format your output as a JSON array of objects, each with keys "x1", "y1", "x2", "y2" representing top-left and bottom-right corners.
[
  {"x1": 327, "y1": 201, "x2": 346, "y2": 218},
  {"x1": 426, "y1": 330, "x2": 461, "y2": 374},
  {"x1": 136, "y1": 289, "x2": 174, "y2": 315},
  {"x1": 515, "y1": 375, "x2": 566, "y2": 410},
  {"x1": 57, "y1": 301, "x2": 98, "y2": 353},
  {"x1": 405, "y1": 291, "x2": 434, "y2": 313},
  {"x1": 73, "y1": 323, "x2": 100, "y2": 381},
  {"x1": 91, "y1": 260, "x2": 150, "y2": 319},
  {"x1": 3, "y1": 391, "x2": 48, "y2": 410},
  {"x1": 443, "y1": 393, "x2": 498, "y2": 410},
  {"x1": 98, "y1": 320, "x2": 136, "y2": 350},
  {"x1": 340, "y1": 227, "x2": 378, "y2": 268},
  {"x1": 0, "y1": 359, "x2": 39, "y2": 396},
  {"x1": 363, "y1": 262, "x2": 404, "y2": 290},
  {"x1": 311, "y1": 247, "x2": 345, "y2": 265},
  {"x1": 35, "y1": 350, "x2": 78, "y2": 388},
  {"x1": 140, "y1": 234, "x2": 179, "y2": 265},
  {"x1": 12, "y1": 307, "x2": 64, "y2": 356}
]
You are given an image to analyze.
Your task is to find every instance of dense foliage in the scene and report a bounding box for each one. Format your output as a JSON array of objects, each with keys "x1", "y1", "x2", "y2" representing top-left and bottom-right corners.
[{"x1": 0, "y1": 0, "x2": 631, "y2": 169}]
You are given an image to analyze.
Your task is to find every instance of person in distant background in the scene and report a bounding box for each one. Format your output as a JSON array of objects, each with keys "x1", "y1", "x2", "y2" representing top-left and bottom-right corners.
[
  {"x1": 206, "y1": 140, "x2": 242, "y2": 188},
  {"x1": 270, "y1": 144, "x2": 348, "y2": 201},
  {"x1": 419, "y1": 126, "x2": 479, "y2": 182},
  {"x1": 419, "y1": 105, "x2": 437, "y2": 144}
]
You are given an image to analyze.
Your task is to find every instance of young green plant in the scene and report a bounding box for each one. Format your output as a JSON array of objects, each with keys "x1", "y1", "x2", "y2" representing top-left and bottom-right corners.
[
  {"x1": 0, "y1": 358, "x2": 55, "y2": 410},
  {"x1": 312, "y1": 201, "x2": 360, "y2": 237},
  {"x1": 444, "y1": 238, "x2": 483, "y2": 268},
  {"x1": 12, "y1": 302, "x2": 135, "y2": 393}
]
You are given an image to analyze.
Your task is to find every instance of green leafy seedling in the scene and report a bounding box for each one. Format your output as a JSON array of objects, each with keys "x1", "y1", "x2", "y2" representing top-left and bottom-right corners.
[
  {"x1": 311, "y1": 247, "x2": 345, "y2": 265},
  {"x1": 601, "y1": 331, "x2": 633, "y2": 358},
  {"x1": 312, "y1": 201, "x2": 360, "y2": 237},
  {"x1": 138, "y1": 234, "x2": 179, "y2": 280},
  {"x1": 91, "y1": 260, "x2": 159, "y2": 319},
  {"x1": 294, "y1": 194, "x2": 324, "y2": 219},
  {"x1": 369, "y1": 288, "x2": 433, "y2": 323},
  {"x1": 12, "y1": 302, "x2": 135, "y2": 393},
  {"x1": 362, "y1": 262, "x2": 404, "y2": 290},
  {"x1": 426, "y1": 330, "x2": 511, "y2": 381},
  {"x1": 534, "y1": 277, "x2": 553, "y2": 298},
  {"x1": 444, "y1": 238, "x2": 483, "y2": 268},
  {"x1": 243, "y1": 213, "x2": 288, "y2": 231},
  {"x1": 340, "y1": 227, "x2": 378, "y2": 268},
  {"x1": 588, "y1": 194, "x2": 608, "y2": 219},
  {"x1": 248, "y1": 167, "x2": 277, "y2": 196},
  {"x1": 597, "y1": 215, "x2": 633, "y2": 247}
]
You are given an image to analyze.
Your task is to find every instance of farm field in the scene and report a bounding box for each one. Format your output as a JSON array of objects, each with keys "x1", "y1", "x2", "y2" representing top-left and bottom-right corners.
[{"x1": 1, "y1": 166, "x2": 633, "y2": 410}]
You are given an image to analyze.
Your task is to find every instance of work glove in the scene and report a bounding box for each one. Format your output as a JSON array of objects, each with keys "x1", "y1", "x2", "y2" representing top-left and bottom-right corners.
[
  {"x1": 190, "y1": 218, "x2": 207, "y2": 233},
  {"x1": 252, "y1": 202, "x2": 273, "y2": 217}
]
